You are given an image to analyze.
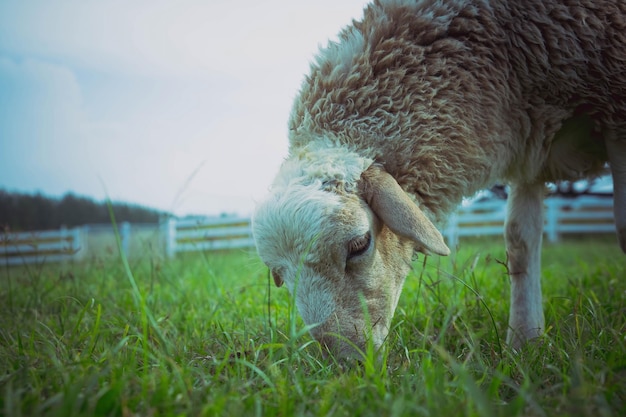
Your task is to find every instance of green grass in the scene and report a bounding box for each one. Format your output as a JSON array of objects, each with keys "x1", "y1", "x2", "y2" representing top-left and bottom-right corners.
[{"x1": 1, "y1": 237, "x2": 625, "y2": 416}]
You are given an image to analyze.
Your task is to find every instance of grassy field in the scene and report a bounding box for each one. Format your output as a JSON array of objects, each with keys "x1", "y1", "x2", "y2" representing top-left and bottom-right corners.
[{"x1": 0, "y1": 236, "x2": 624, "y2": 416}]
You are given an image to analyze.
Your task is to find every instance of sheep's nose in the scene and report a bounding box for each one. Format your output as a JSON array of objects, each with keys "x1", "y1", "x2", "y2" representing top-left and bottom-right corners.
[
  {"x1": 310, "y1": 329, "x2": 363, "y2": 363},
  {"x1": 310, "y1": 328, "x2": 334, "y2": 352}
]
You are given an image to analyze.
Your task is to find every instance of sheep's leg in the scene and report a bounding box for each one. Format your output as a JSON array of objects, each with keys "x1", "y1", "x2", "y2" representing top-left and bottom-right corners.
[
  {"x1": 505, "y1": 183, "x2": 545, "y2": 349},
  {"x1": 606, "y1": 137, "x2": 626, "y2": 253}
]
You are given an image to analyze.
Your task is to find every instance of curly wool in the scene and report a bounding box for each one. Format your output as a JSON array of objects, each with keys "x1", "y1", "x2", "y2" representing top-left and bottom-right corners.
[
  {"x1": 271, "y1": 140, "x2": 373, "y2": 195},
  {"x1": 288, "y1": 0, "x2": 626, "y2": 223}
]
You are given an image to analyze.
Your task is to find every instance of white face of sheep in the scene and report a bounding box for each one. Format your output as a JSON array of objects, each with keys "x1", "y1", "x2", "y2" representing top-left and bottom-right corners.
[{"x1": 252, "y1": 165, "x2": 450, "y2": 360}]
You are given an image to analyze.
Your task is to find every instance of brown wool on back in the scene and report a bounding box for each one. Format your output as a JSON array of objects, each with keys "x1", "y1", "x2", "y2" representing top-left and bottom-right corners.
[{"x1": 288, "y1": 0, "x2": 625, "y2": 223}]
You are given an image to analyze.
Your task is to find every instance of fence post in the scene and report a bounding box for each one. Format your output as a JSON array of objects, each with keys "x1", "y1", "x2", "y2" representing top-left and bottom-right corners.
[
  {"x1": 445, "y1": 212, "x2": 459, "y2": 249},
  {"x1": 545, "y1": 199, "x2": 559, "y2": 243},
  {"x1": 163, "y1": 218, "x2": 177, "y2": 258},
  {"x1": 120, "y1": 222, "x2": 131, "y2": 257},
  {"x1": 71, "y1": 227, "x2": 81, "y2": 260},
  {"x1": 60, "y1": 225, "x2": 68, "y2": 252},
  {"x1": 77, "y1": 225, "x2": 89, "y2": 260}
]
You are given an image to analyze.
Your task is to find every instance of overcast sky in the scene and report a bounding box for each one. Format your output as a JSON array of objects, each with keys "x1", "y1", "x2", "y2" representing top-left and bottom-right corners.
[{"x1": 0, "y1": 0, "x2": 369, "y2": 216}]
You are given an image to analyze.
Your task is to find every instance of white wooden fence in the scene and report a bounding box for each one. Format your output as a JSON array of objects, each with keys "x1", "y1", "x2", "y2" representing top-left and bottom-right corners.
[
  {"x1": 1, "y1": 226, "x2": 85, "y2": 266},
  {"x1": 0, "y1": 222, "x2": 144, "y2": 266},
  {"x1": 444, "y1": 196, "x2": 615, "y2": 247},
  {"x1": 2, "y1": 196, "x2": 616, "y2": 263},
  {"x1": 163, "y1": 216, "x2": 254, "y2": 258},
  {"x1": 164, "y1": 196, "x2": 615, "y2": 257}
]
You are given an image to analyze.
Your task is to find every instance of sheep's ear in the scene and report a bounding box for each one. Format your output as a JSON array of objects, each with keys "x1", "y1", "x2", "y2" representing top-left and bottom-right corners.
[{"x1": 359, "y1": 165, "x2": 451, "y2": 256}]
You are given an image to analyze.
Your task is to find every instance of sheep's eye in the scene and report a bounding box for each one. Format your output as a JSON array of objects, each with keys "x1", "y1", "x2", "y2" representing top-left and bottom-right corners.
[
  {"x1": 347, "y1": 232, "x2": 371, "y2": 259},
  {"x1": 271, "y1": 270, "x2": 284, "y2": 287}
]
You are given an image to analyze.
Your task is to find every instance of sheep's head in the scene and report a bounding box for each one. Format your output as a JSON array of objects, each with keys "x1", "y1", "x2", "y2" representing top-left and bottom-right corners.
[{"x1": 252, "y1": 149, "x2": 450, "y2": 360}]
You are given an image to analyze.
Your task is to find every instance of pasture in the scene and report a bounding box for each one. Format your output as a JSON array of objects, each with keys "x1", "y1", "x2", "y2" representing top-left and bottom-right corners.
[{"x1": 0, "y1": 236, "x2": 624, "y2": 416}]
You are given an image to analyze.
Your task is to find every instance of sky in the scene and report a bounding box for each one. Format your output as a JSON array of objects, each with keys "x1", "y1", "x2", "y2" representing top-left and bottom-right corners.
[{"x1": 0, "y1": 0, "x2": 370, "y2": 217}]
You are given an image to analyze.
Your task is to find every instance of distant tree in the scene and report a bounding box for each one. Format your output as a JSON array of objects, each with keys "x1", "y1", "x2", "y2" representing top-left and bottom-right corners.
[
  {"x1": 553, "y1": 180, "x2": 593, "y2": 197},
  {"x1": 0, "y1": 190, "x2": 169, "y2": 231},
  {"x1": 489, "y1": 184, "x2": 508, "y2": 199}
]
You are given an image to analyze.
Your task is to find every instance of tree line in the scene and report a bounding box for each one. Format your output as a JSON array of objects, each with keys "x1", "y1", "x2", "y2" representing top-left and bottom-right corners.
[{"x1": 0, "y1": 190, "x2": 169, "y2": 232}]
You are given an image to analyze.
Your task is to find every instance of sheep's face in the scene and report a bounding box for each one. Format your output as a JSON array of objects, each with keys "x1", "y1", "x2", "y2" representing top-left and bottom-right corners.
[{"x1": 252, "y1": 164, "x2": 450, "y2": 360}]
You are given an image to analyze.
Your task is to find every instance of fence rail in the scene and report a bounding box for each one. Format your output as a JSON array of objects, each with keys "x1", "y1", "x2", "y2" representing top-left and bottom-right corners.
[
  {"x1": 1, "y1": 196, "x2": 616, "y2": 264},
  {"x1": 163, "y1": 216, "x2": 254, "y2": 258},
  {"x1": 444, "y1": 196, "x2": 614, "y2": 247},
  {"x1": 1, "y1": 227, "x2": 85, "y2": 266}
]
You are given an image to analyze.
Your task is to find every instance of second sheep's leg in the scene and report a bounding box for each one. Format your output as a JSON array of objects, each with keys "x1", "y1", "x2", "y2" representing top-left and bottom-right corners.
[
  {"x1": 505, "y1": 183, "x2": 545, "y2": 349},
  {"x1": 606, "y1": 135, "x2": 626, "y2": 253}
]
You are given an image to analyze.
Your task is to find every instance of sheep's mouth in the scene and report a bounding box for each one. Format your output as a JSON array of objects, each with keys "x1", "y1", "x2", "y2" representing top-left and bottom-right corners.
[{"x1": 314, "y1": 316, "x2": 387, "y2": 362}]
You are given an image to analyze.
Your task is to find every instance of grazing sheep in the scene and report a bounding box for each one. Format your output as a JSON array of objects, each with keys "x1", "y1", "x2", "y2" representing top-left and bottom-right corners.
[{"x1": 252, "y1": 0, "x2": 626, "y2": 358}]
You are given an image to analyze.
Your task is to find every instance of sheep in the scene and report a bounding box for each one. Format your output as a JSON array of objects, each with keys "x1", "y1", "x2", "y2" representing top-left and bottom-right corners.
[{"x1": 252, "y1": 0, "x2": 626, "y2": 359}]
